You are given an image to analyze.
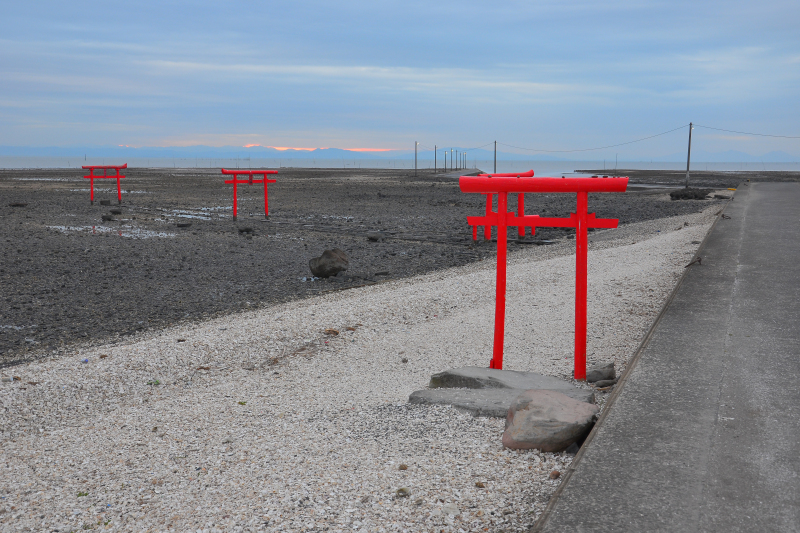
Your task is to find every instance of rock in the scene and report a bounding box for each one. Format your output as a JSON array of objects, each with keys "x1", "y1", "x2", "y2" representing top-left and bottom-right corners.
[
  {"x1": 177, "y1": 222, "x2": 192, "y2": 228},
  {"x1": 8, "y1": 202, "x2": 27, "y2": 207},
  {"x1": 565, "y1": 442, "x2": 580, "y2": 455},
  {"x1": 586, "y1": 362, "x2": 615, "y2": 383},
  {"x1": 101, "y1": 214, "x2": 115, "y2": 222},
  {"x1": 309, "y1": 248, "x2": 349, "y2": 278},
  {"x1": 99, "y1": 199, "x2": 111, "y2": 206},
  {"x1": 549, "y1": 470, "x2": 561, "y2": 479},
  {"x1": 593, "y1": 378, "x2": 618, "y2": 388},
  {"x1": 366, "y1": 232, "x2": 387, "y2": 242},
  {"x1": 502, "y1": 390, "x2": 600, "y2": 452},
  {"x1": 110, "y1": 209, "x2": 122, "y2": 215},
  {"x1": 714, "y1": 194, "x2": 731, "y2": 200},
  {"x1": 409, "y1": 387, "x2": 594, "y2": 418},
  {"x1": 238, "y1": 227, "x2": 254, "y2": 234},
  {"x1": 396, "y1": 487, "x2": 410, "y2": 498},
  {"x1": 442, "y1": 503, "x2": 460, "y2": 516}
]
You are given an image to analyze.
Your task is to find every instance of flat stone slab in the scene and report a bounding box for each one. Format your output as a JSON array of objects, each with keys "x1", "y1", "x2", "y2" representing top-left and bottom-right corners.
[
  {"x1": 430, "y1": 366, "x2": 589, "y2": 394},
  {"x1": 408, "y1": 387, "x2": 594, "y2": 418}
]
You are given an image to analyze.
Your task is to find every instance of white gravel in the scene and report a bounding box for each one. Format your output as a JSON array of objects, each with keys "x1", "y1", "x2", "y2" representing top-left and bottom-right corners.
[{"x1": 0, "y1": 202, "x2": 722, "y2": 532}]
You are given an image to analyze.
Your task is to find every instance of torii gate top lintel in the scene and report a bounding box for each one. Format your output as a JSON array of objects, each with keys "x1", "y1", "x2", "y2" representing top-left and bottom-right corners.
[{"x1": 460, "y1": 173, "x2": 628, "y2": 194}]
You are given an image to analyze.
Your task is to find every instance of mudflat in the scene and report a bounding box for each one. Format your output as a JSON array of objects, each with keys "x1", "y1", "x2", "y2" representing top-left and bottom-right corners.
[{"x1": 0, "y1": 167, "x2": 761, "y2": 366}]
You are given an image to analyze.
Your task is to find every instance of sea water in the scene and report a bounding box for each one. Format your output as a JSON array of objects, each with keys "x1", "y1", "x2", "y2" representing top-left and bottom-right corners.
[{"x1": 1, "y1": 156, "x2": 798, "y2": 175}]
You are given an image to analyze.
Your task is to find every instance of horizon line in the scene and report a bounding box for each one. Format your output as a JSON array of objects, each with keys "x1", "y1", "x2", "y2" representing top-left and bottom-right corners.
[{"x1": 243, "y1": 144, "x2": 396, "y2": 152}]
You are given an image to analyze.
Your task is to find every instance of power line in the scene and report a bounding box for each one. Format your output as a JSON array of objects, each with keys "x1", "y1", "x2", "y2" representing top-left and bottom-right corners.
[
  {"x1": 496, "y1": 124, "x2": 689, "y2": 153},
  {"x1": 694, "y1": 124, "x2": 800, "y2": 139},
  {"x1": 414, "y1": 123, "x2": 797, "y2": 158},
  {"x1": 419, "y1": 141, "x2": 494, "y2": 153},
  {"x1": 460, "y1": 141, "x2": 496, "y2": 152}
]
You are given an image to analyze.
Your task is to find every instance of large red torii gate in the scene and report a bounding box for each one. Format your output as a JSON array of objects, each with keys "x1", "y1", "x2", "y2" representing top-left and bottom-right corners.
[{"x1": 460, "y1": 171, "x2": 628, "y2": 380}]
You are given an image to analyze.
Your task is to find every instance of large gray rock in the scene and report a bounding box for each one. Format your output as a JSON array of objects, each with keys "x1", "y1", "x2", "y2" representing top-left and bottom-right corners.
[
  {"x1": 408, "y1": 385, "x2": 594, "y2": 418},
  {"x1": 309, "y1": 248, "x2": 349, "y2": 278},
  {"x1": 502, "y1": 390, "x2": 600, "y2": 452},
  {"x1": 586, "y1": 362, "x2": 615, "y2": 383}
]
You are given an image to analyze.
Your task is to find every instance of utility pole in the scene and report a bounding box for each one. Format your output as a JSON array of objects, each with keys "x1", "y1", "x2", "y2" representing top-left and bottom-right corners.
[
  {"x1": 685, "y1": 122, "x2": 693, "y2": 188},
  {"x1": 415, "y1": 141, "x2": 418, "y2": 176},
  {"x1": 435, "y1": 145, "x2": 437, "y2": 173},
  {"x1": 494, "y1": 141, "x2": 497, "y2": 173}
]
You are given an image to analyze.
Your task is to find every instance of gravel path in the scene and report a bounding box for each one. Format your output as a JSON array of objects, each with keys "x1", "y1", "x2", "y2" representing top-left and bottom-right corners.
[{"x1": 0, "y1": 202, "x2": 722, "y2": 532}]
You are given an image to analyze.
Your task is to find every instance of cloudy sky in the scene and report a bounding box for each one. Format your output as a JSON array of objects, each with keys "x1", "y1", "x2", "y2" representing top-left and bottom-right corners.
[{"x1": 2, "y1": 1, "x2": 799, "y2": 158}]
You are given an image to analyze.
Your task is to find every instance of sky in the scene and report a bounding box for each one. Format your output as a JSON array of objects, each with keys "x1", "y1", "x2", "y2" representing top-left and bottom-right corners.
[{"x1": 1, "y1": 1, "x2": 799, "y2": 159}]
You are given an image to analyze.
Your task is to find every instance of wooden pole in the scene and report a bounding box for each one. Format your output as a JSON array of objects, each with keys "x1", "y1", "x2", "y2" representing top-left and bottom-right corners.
[{"x1": 685, "y1": 122, "x2": 693, "y2": 188}]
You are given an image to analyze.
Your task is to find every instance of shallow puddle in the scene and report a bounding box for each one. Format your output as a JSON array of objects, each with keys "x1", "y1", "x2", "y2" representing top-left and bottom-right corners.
[{"x1": 47, "y1": 225, "x2": 176, "y2": 239}]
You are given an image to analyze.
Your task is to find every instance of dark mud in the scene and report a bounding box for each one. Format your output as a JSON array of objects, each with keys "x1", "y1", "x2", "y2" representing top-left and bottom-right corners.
[{"x1": 1, "y1": 167, "x2": 769, "y2": 367}]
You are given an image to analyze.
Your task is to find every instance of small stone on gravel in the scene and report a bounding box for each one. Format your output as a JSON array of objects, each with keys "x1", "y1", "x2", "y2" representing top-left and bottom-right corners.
[{"x1": 586, "y1": 362, "x2": 615, "y2": 383}]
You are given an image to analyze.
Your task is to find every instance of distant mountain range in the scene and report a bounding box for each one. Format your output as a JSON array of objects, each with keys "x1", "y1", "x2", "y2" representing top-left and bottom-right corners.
[{"x1": 0, "y1": 145, "x2": 796, "y2": 162}]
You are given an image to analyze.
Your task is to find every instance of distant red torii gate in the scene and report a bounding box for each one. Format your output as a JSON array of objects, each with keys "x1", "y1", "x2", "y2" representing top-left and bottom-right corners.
[
  {"x1": 221, "y1": 168, "x2": 278, "y2": 220},
  {"x1": 460, "y1": 171, "x2": 628, "y2": 380},
  {"x1": 83, "y1": 164, "x2": 127, "y2": 205}
]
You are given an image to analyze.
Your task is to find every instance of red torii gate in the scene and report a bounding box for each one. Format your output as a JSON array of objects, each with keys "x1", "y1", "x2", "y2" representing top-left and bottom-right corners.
[
  {"x1": 460, "y1": 171, "x2": 628, "y2": 380},
  {"x1": 83, "y1": 164, "x2": 127, "y2": 205},
  {"x1": 221, "y1": 168, "x2": 278, "y2": 220}
]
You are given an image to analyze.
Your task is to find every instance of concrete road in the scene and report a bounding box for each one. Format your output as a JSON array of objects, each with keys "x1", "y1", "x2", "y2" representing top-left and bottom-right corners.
[{"x1": 534, "y1": 182, "x2": 800, "y2": 532}]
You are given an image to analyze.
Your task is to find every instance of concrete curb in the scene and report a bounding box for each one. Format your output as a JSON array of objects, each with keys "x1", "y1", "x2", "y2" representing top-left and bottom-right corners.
[{"x1": 529, "y1": 190, "x2": 737, "y2": 532}]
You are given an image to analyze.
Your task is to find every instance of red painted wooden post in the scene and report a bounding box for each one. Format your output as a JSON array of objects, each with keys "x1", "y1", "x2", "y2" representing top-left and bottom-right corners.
[
  {"x1": 264, "y1": 174, "x2": 274, "y2": 217},
  {"x1": 492, "y1": 192, "x2": 509, "y2": 369},
  {"x1": 574, "y1": 191, "x2": 589, "y2": 380},
  {"x1": 115, "y1": 168, "x2": 123, "y2": 204},
  {"x1": 460, "y1": 172, "x2": 627, "y2": 377},
  {"x1": 484, "y1": 194, "x2": 492, "y2": 240},
  {"x1": 232, "y1": 177, "x2": 239, "y2": 219},
  {"x1": 517, "y1": 192, "x2": 525, "y2": 238}
]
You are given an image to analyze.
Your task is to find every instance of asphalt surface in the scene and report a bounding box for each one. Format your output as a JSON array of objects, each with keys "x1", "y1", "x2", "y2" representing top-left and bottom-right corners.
[{"x1": 534, "y1": 182, "x2": 800, "y2": 532}]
